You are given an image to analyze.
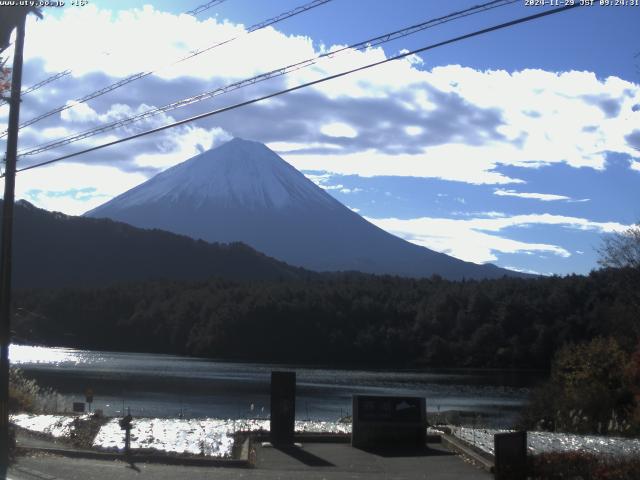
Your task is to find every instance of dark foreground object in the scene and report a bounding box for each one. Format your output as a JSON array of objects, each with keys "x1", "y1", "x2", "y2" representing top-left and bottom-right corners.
[
  {"x1": 352, "y1": 395, "x2": 427, "y2": 449},
  {"x1": 270, "y1": 371, "x2": 296, "y2": 445},
  {"x1": 494, "y1": 431, "x2": 527, "y2": 480},
  {"x1": 10, "y1": 442, "x2": 491, "y2": 479}
]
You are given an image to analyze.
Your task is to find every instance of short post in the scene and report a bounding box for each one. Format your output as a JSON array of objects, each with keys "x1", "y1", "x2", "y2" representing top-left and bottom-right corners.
[
  {"x1": 119, "y1": 408, "x2": 133, "y2": 457},
  {"x1": 270, "y1": 371, "x2": 295, "y2": 445},
  {"x1": 85, "y1": 387, "x2": 94, "y2": 414},
  {"x1": 494, "y1": 431, "x2": 527, "y2": 480}
]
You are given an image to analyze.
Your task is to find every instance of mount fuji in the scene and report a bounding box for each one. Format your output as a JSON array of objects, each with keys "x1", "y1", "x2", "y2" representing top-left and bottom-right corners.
[{"x1": 85, "y1": 138, "x2": 521, "y2": 280}]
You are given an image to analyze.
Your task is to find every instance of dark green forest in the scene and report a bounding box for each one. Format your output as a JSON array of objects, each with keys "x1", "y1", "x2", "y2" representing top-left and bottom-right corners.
[
  {"x1": 12, "y1": 267, "x2": 639, "y2": 369},
  {"x1": 4, "y1": 200, "x2": 310, "y2": 289}
]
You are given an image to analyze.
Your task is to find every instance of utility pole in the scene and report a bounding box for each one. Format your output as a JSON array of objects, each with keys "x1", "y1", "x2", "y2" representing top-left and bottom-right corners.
[{"x1": 0, "y1": 9, "x2": 27, "y2": 469}]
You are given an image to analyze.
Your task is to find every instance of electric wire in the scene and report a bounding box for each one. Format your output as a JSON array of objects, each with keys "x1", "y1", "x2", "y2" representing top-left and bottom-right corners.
[
  {"x1": 9, "y1": 4, "x2": 581, "y2": 177},
  {"x1": 1, "y1": 1, "x2": 229, "y2": 107},
  {"x1": 186, "y1": 0, "x2": 227, "y2": 16},
  {"x1": 0, "y1": 70, "x2": 71, "y2": 107},
  {"x1": 0, "y1": 0, "x2": 332, "y2": 138},
  {"x1": 17, "y1": 0, "x2": 517, "y2": 158}
]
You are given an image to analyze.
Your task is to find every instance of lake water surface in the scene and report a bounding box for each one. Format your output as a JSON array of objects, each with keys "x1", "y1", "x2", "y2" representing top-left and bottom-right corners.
[{"x1": 10, "y1": 344, "x2": 543, "y2": 426}]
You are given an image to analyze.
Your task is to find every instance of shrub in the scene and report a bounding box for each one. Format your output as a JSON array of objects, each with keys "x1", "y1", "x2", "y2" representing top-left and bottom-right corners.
[
  {"x1": 8, "y1": 367, "x2": 40, "y2": 412},
  {"x1": 523, "y1": 338, "x2": 639, "y2": 434},
  {"x1": 529, "y1": 451, "x2": 640, "y2": 480}
]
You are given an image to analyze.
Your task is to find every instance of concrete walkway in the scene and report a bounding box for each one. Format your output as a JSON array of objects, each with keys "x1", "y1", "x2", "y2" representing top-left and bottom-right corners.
[{"x1": 8, "y1": 442, "x2": 491, "y2": 480}]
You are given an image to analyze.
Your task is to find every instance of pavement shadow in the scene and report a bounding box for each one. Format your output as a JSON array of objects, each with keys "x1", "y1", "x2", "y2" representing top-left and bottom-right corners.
[
  {"x1": 272, "y1": 444, "x2": 335, "y2": 467},
  {"x1": 355, "y1": 445, "x2": 454, "y2": 458}
]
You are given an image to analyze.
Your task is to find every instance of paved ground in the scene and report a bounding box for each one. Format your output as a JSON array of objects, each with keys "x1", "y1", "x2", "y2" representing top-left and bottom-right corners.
[{"x1": 6, "y1": 442, "x2": 491, "y2": 480}]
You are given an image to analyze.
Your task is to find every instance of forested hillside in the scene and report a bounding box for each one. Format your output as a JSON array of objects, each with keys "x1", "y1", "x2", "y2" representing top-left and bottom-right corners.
[
  {"x1": 12, "y1": 267, "x2": 639, "y2": 369},
  {"x1": 4, "y1": 200, "x2": 310, "y2": 288}
]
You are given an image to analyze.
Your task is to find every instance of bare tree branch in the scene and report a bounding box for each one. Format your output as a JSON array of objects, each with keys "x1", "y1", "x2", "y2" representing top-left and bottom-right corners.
[{"x1": 598, "y1": 224, "x2": 640, "y2": 270}]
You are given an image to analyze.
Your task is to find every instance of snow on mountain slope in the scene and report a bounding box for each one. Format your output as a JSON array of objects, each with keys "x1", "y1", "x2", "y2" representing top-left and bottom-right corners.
[
  {"x1": 86, "y1": 138, "x2": 522, "y2": 280},
  {"x1": 108, "y1": 138, "x2": 338, "y2": 211}
]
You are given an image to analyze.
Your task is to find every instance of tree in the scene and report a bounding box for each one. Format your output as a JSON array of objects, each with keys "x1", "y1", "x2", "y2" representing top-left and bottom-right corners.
[
  {"x1": 0, "y1": 56, "x2": 9, "y2": 100},
  {"x1": 523, "y1": 338, "x2": 637, "y2": 434},
  {"x1": 597, "y1": 223, "x2": 640, "y2": 318},
  {"x1": 0, "y1": 6, "x2": 42, "y2": 100},
  {"x1": 598, "y1": 223, "x2": 640, "y2": 270}
]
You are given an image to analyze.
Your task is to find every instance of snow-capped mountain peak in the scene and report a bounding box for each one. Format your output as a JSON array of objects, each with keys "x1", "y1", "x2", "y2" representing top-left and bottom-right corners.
[
  {"x1": 106, "y1": 138, "x2": 335, "y2": 211},
  {"x1": 86, "y1": 138, "x2": 523, "y2": 280}
]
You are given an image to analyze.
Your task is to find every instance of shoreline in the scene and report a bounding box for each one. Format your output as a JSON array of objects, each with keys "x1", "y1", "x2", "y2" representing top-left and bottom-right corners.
[{"x1": 9, "y1": 342, "x2": 551, "y2": 374}]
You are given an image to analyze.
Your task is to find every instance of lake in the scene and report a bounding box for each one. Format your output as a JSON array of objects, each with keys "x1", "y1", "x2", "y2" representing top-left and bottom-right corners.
[{"x1": 10, "y1": 344, "x2": 544, "y2": 427}]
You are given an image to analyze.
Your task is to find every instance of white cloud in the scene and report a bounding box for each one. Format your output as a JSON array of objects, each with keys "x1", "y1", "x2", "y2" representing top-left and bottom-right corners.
[
  {"x1": 40, "y1": 126, "x2": 72, "y2": 140},
  {"x1": 320, "y1": 122, "x2": 357, "y2": 138},
  {"x1": 286, "y1": 146, "x2": 524, "y2": 184},
  {"x1": 26, "y1": 6, "x2": 315, "y2": 81},
  {"x1": 302, "y1": 174, "x2": 361, "y2": 194},
  {"x1": 398, "y1": 49, "x2": 424, "y2": 66},
  {"x1": 405, "y1": 126, "x2": 423, "y2": 136},
  {"x1": 9, "y1": 4, "x2": 639, "y2": 220},
  {"x1": 60, "y1": 101, "x2": 99, "y2": 123},
  {"x1": 4, "y1": 162, "x2": 147, "y2": 215},
  {"x1": 365, "y1": 214, "x2": 630, "y2": 264},
  {"x1": 494, "y1": 189, "x2": 572, "y2": 202},
  {"x1": 303, "y1": 172, "x2": 332, "y2": 185},
  {"x1": 134, "y1": 126, "x2": 230, "y2": 169},
  {"x1": 269, "y1": 141, "x2": 341, "y2": 152}
]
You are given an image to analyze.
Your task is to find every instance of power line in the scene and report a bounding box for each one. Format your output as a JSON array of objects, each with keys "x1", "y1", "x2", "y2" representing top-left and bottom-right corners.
[
  {"x1": 1, "y1": 2, "x2": 229, "y2": 108},
  {"x1": 17, "y1": 0, "x2": 518, "y2": 158},
  {"x1": 1, "y1": 0, "x2": 332, "y2": 138},
  {"x1": 10, "y1": 4, "x2": 581, "y2": 177},
  {"x1": 0, "y1": 70, "x2": 72, "y2": 107},
  {"x1": 21, "y1": 69, "x2": 71, "y2": 95},
  {"x1": 186, "y1": 0, "x2": 227, "y2": 16}
]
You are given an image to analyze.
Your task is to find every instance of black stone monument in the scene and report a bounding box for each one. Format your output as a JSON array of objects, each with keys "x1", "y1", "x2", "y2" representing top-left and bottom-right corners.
[
  {"x1": 352, "y1": 395, "x2": 426, "y2": 449},
  {"x1": 270, "y1": 371, "x2": 296, "y2": 445}
]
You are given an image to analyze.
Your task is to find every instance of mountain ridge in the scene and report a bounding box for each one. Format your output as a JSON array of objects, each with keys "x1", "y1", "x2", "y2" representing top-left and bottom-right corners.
[
  {"x1": 5, "y1": 199, "x2": 310, "y2": 289},
  {"x1": 86, "y1": 138, "x2": 528, "y2": 280}
]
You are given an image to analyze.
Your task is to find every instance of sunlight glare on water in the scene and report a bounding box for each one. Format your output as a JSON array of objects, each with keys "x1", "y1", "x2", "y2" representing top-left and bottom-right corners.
[
  {"x1": 9, "y1": 344, "x2": 94, "y2": 366},
  {"x1": 11, "y1": 344, "x2": 536, "y2": 423}
]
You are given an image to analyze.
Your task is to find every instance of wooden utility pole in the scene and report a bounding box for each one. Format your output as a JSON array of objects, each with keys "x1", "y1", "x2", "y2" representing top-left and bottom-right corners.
[{"x1": 0, "y1": 9, "x2": 26, "y2": 468}]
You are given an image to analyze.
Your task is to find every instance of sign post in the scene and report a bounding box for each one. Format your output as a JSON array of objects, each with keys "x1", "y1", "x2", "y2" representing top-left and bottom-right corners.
[{"x1": 119, "y1": 408, "x2": 133, "y2": 457}]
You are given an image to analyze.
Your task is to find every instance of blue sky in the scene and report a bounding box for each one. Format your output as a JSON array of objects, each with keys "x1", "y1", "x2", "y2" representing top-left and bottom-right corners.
[{"x1": 1, "y1": 0, "x2": 639, "y2": 275}]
